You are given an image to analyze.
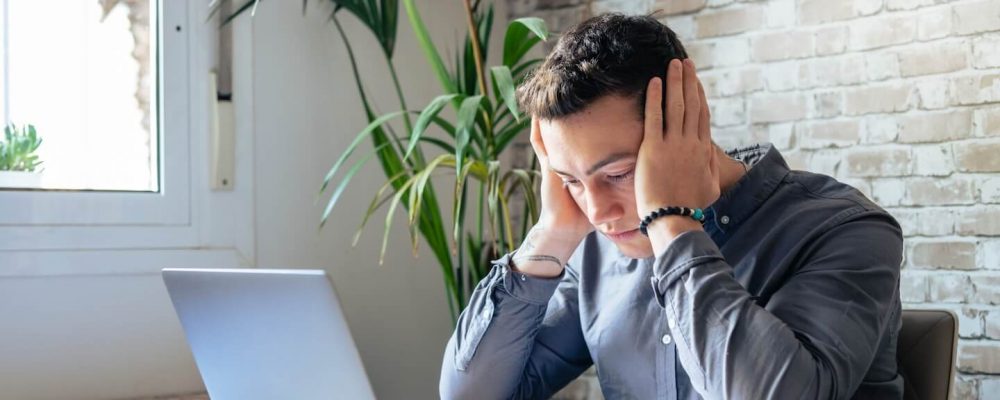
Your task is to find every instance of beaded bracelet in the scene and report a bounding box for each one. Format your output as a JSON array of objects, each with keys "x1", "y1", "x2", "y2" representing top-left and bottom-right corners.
[{"x1": 638, "y1": 206, "x2": 705, "y2": 236}]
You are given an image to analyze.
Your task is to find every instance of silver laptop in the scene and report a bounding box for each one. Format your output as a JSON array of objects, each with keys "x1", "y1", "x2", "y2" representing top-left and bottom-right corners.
[{"x1": 162, "y1": 268, "x2": 376, "y2": 400}]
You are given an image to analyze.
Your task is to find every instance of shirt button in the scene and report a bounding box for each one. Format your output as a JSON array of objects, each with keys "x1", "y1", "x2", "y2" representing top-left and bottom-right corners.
[
  {"x1": 668, "y1": 318, "x2": 676, "y2": 329},
  {"x1": 661, "y1": 334, "x2": 672, "y2": 345},
  {"x1": 720, "y1": 215, "x2": 731, "y2": 225}
]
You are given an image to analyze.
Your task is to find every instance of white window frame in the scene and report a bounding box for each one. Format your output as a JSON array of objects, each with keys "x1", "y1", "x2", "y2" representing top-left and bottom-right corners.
[{"x1": 0, "y1": 0, "x2": 189, "y2": 227}]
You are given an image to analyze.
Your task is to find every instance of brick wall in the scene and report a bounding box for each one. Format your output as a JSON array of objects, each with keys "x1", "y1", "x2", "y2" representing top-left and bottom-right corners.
[{"x1": 506, "y1": 0, "x2": 1000, "y2": 399}]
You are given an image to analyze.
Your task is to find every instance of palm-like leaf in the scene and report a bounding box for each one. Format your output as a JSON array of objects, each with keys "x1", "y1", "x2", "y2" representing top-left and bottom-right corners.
[{"x1": 215, "y1": 0, "x2": 548, "y2": 323}]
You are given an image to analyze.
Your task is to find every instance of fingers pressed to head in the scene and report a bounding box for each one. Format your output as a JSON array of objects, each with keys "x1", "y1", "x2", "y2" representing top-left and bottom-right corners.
[
  {"x1": 697, "y1": 80, "x2": 710, "y2": 143},
  {"x1": 644, "y1": 77, "x2": 663, "y2": 142},
  {"x1": 665, "y1": 59, "x2": 685, "y2": 138},
  {"x1": 682, "y1": 59, "x2": 701, "y2": 138}
]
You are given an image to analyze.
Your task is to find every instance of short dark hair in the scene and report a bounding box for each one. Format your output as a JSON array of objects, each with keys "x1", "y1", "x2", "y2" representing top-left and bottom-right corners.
[{"x1": 516, "y1": 13, "x2": 688, "y2": 120}]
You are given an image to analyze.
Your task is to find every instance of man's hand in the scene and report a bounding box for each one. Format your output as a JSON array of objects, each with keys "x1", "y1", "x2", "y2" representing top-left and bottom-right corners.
[
  {"x1": 636, "y1": 58, "x2": 721, "y2": 251},
  {"x1": 513, "y1": 117, "x2": 594, "y2": 278}
]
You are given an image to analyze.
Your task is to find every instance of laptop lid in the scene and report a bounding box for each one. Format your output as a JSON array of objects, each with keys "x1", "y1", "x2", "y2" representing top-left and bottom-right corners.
[{"x1": 162, "y1": 268, "x2": 375, "y2": 400}]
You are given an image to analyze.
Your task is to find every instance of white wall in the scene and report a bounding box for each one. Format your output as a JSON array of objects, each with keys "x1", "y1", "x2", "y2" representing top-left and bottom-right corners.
[
  {"x1": 249, "y1": 0, "x2": 491, "y2": 397},
  {"x1": 0, "y1": 0, "x2": 500, "y2": 398}
]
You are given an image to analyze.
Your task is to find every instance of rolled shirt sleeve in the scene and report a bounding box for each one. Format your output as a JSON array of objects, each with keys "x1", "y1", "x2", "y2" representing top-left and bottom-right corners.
[
  {"x1": 651, "y1": 210, "x2": 903, "y2": 400},
  {"x1": 440, "y1": 251, "x2": 593, "y2": 399}
]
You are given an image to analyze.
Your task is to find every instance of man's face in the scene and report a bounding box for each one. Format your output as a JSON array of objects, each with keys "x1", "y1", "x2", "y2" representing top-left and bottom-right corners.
[{"x1": 540, "y1": 94, "x2": 653, "y2": 259}]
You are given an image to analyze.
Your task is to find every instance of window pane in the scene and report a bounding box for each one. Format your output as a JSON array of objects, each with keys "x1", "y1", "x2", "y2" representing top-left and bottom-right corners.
[{"x1": 0, "y1": 0, "x2": 158, "y2": 191}]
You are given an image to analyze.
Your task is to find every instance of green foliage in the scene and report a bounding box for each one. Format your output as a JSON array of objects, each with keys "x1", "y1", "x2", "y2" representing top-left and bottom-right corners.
[
  {"x1": 214, "y1": 0, "x2": 548, "y2": 323},
  {"x1": 0, "y1": 123, "x2": 44, "y2": 172}
]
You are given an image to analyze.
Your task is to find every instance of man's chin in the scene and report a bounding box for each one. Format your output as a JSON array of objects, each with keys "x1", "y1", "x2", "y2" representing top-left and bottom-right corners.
[{"x1": 610, "y1": 237, "x2": 655, "y2": 259}]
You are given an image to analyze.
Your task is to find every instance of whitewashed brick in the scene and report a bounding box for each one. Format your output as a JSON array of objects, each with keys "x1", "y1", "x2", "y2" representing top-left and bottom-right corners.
[
  {"x1": 873, "y1": 179, "x2": 906, "y2": 206},
  {"x1": 900, "y1": 272, "x2": 929, "y2": 302},
  {"x1": 888, "y1": 207, "x2": 956, "y2": 236},
  {"x1": 855, "y1": 0, "x2": 884, "y2": 15},
  {"x1": 862, "y1": 116, "x2": 900, "y2": 143},
  {"x1": 783, "y1": 150, "x2": 809, "y2": 170},
  {"x1": 973, "y1": 34, "x2": 1000, "y2": 68},
  {"x1": 897, "y1": 110, "x2": 973, "y2": 143},
  {"x1": 958, "y1": 307, "x2": 987, "y2": 338},
  {"x1": 751, "y1": 122, "x2": 795, "y2": 150},
  {"x1": 865, "y1": 51, "x2": 901, "y2": 81},
  {"x1": 706, "y1": 0, "x2": 734, "y2": 6},
  {"x1": 917, "y1": 5, "x2": 953, "y2": 40},
  {"x1": 710, "y1": 97, "x2": 745, "y2": 127},
  {"x1": 801, "y1": 55, "x2": 866, "y2": 88},
  {"x1": 762, "y1": 61, "x2": 800, "y2": 92},
  {"x1": 987, "y1": 310, "x2": 1000, "y2": 338},
  {"x1": 953, "y1": 0, "x2": 1000, "y2": 35},
  {"x1": 711, "y1": 126, "x2": 752, "y2": 149},
  {"x1": 930, "y1": 273, "x2": 972, "y2": 302},
  {"x1": 811, "y1": 92, "x2": 844, "y2": 118},
  {"x1": 911, "y1": 144, "x2": 955, "y2": 176},
  {"x1": 958, "y1": 207, "x2": 1000, "y2": 235},
  {"x1": 953, "y1": 376, "x2": 981, "y2": 400},
  {"x1": 982, "y1": 239, "x2": 1000, "y2": 269},
  {"x1": 898, "y1": 40, "x2": 969, "y2": 77},
  {"x1": 905, "y1": 177, "x2": 977, "y2": 205},
  {"x1": 749, "y1": 93, "x2": 808, "y2": 123},
  {"x1": 982, "y1": 177, "x2": 1000, "y2": 203},
  {"x1": 951, "y1": 73, "x2": 1000, "y2": 105},
  {"x1": 591, "y1": 0, "x2": 650, "y2": 14},
  {"x1": 798, "y1": 0, "x2": 854, "y2": 25},
  {"x1": 695, "y1": 5, "x2": 763, "y2": 38},
  {"x1": 751, "y1": 30, "x2": 815, "y2": 62},
  {"x1": 955, "y1": 141, "x2": 1000, "y2": 172},
  {"x1": 809, "y1": 150, "x2": 844, "y2": 176},
  {"x1": 974, "y1": 107, "x2": 1000, "y2": 137},
  {"x1": 849, "y1": 15, "x2": 917, "y2": 50},
  {"x1": 687, "y1": 37, "x2": 751, "y2": 68},
  {"x1": 887, "y1": 0, "x2": 936, "y2": 11},
  {"x1": 700, "y1": 67, "x2": 762, "y2": 98},
  {"x1": 846, "y1": 146, "x2": 912, "y2": 176},
  {"x1": 971, "y1": 275, "x2": 1000, "y2": 305},
  {"x1": 800, "y1": 120, "x2": 859, "y2": 149},
  {"x1": 816, "y1": 26, "x2": 848, "y2": 56},
  {"x1": 845, "y1": 84, "x2": 913, "y2": 115},
  {"x1": 915, "y1": 78, "x2": 954, "y2": 110},
  {"x1": 765, "y1": 0, "x2": 795, "y2": 28},
  {"x1": 664, "y1": 15, "x2": 696, "y2": 41},
  {"x1": 653, "y1": 0, "x2": 706, "y2": 15}
]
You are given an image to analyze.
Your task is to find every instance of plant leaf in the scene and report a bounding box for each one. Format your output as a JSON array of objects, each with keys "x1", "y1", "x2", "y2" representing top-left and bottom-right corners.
[
  {"x1": 319, "y1": 110, "x2": 408, "y2": 195},
  {"x1": 319, "y1": 142, "x2": 392, "y2": 228},
  {"x1": 405, "y1": 94, "x2": 459, "y2": 161},
  {"x1": 502, "y1": 17, "x2": 548, "y2": 67},
  {"x1": 490, "y1": 66, "x2": 520, "y2": 122}
]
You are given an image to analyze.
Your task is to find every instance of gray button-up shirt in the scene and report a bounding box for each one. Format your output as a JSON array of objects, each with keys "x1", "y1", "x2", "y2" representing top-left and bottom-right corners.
[{"x1": 440, "y1": 143, "x2": 904, "y2": 399}]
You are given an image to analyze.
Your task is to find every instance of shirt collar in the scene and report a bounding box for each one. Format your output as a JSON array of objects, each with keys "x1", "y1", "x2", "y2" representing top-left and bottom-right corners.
[{"x1": 704, "y1": 143, "x2": 789, "y2": 238}]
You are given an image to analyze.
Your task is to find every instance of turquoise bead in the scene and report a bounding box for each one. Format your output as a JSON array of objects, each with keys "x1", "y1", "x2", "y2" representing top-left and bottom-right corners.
[{"x1": 693, "y1": 208, "x2": 704, "y2": 221}]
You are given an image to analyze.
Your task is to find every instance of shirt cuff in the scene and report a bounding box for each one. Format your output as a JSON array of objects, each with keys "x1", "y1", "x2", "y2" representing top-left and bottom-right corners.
[
  {"x1": 488, "y1": 251, "x2": 564, "y2": 305},
  {"x1": 650, "y1": 230, "x2": 725, "y2": 307}
]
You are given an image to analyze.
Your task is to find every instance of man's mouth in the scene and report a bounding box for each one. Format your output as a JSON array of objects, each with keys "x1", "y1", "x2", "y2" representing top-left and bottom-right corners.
[{"x1": 604, "y1": 228, "x2": 639, "y2": 240}]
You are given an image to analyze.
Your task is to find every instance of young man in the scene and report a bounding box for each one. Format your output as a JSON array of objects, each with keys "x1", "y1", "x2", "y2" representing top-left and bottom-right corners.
[{"x1": 440, "y1": 13, "x2": 903, "y2": 400}]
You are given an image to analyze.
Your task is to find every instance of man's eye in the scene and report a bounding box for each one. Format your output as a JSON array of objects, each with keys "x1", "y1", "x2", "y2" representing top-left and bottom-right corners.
[
  {"x1": 608, "y1": 170, "x2": 634, "y2": 183},
  {"x1": 562, "y1": 179, "x2": 581, "y2": 187}
]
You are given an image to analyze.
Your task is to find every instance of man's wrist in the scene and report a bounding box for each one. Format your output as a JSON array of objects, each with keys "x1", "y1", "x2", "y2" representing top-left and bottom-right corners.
[
  {"x1": 511, "y1": 226, "x2": 583, "y2": 278},
  {"x1": 646, "y1": 216, "x2": 703, "y2": 256}
]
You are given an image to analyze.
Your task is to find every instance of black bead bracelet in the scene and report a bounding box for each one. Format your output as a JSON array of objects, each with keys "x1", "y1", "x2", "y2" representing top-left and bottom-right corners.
[{"x1": 638, "y1": 206, "x2": 706, "y2": 236}]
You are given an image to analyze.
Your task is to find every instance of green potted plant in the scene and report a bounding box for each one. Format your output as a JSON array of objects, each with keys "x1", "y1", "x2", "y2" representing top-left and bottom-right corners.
[
  {"x1": 216, "y1": 0, "x2": 548, "y2": 323},
  {"x1": 0, "y1": 123, "x2": 44, "y2": 188}
]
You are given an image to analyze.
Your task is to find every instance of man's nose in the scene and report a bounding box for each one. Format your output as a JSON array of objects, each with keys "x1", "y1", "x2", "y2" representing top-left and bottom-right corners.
[{"x1": 584, "y1": 187, "x2": 622, "y2": 226}]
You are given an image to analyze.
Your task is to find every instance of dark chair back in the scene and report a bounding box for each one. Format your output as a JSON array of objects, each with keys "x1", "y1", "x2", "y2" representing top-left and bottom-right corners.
[{"x1": 897, "y1": 309, "x2": 958, "y2": 400}]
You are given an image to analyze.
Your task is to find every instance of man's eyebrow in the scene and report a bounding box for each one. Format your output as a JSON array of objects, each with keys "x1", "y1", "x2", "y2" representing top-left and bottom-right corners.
[{"x1": 550, "y1": 152, "x2": 636, "y2": 177}]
